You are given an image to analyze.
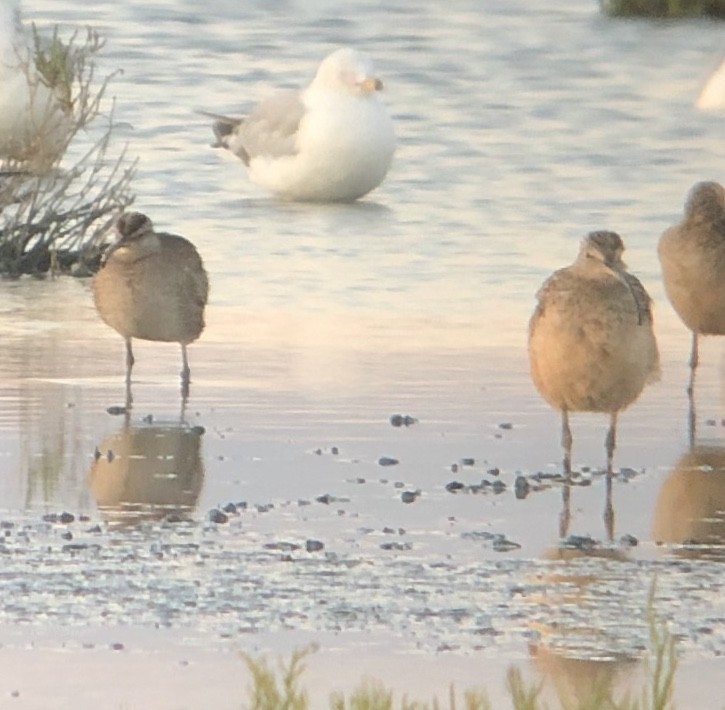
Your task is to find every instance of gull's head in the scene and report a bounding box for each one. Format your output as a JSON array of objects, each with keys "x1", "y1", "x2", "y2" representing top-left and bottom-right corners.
[
  {"x1": 685, "y1": 180, "x2": 725, "y2": 223},
  {"x1": 310, "y1": 48, "x2": 384, "y2": 96},
  {"x1": 579, "y1": 230, "x2": 626, "y2": 269}
]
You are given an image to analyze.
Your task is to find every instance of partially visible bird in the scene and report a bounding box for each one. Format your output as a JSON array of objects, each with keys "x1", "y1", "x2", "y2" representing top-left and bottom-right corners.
[
  {"x1": 696, "y1": 56, "x2": 725, "y2": 111},
  {"x1": 529, "y1": 231, "x2": 660, "y2": 477},
  {"x1": 659, "y1": 181, "x2": 725, "y2": 395},
  {"x1": 207, "y1": 47, "x2": 395, "y2": 202},
  {"x1": 0, "y1": 0, "x2": 72, "y2": 167},
  {"x1": 92, "y1": 211, "x2": 209, "y2": 399}
]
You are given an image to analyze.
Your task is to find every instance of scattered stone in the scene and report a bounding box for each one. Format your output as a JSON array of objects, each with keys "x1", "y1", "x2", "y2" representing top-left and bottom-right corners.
[
  {"x1": 487, "y1": 467, "x2": 500, "y2": 477},
  {"x1": 93, "y1": 447, "x2": 102, "y2": 461},
  {"x1": 43, "y1": 512, "x2": 75, "y2": 524},
  {"x1": 514, "y1": 475, "x2": 530, "y2": 499},
  {"x1": 316, "y1": 494, "x2": 333, "y2": 505},
  {"x1": 446, "y1": 481, "x2": 465, "y2": 493},
  {"x1": 380, "y1": 541, "x2": 412, "y2": 551},
  {"x1": 382, "y1": 527, "x2": 396, "y2": 534},
  {"x1": 305, "y1": 539, "x2": 324, "y2": 552},
  {"x1": 619, "y1": 533, "x2": 638, "y2": 548},
  {"x1": 61, "y1": 531, "x2": 73, "y2": 541},
  {"x1": 451, "y1": 463, "x2": 459, "y2": 473},
  {"x1": 492, "y1": 535, "x2": 521, "y2": 552},
  {"x1": 498, "y1": 422, "x2": 513, "y2": 430},
  {"x1": 331, "y1": 446, "x2": 339, "y2": 455},
  {"x1": 619, "y1": 467, "x2": 638, "y2": 481},
  {"x1": 378, "y1": 456, "x2": 399, "y2": 467},
  {"x1": 562, "y1": 534, "x2": 597, "y2": 552},
  {"x1": 207, "y1": 509, "x2": 228, "y2": 524},
  {"x1": 491, "y1": 480, "x2": 506, "y2": 494},
  {"x1": 111, "y1": 642, "x2": 124, "y2": 651},
  {"x1": 460, "y1": 458, "x2": 475, "y2": 466},
  {"x1": 142, "y1": 413, "x2": 153, "y2": 424},
  {"x1": 222, "y1": 502, "x2": 238, "y2": 515},
  {"x1": 314, "y1": 448, "x2": 323, "y2": 455},
  {"x1": 106, "y1": 450, "x2": 114, "y2": 463},
  {"x1": 706, "y1": 419, "x2": 717, "y2": 427},
  {"x1": 106, "y1": 405, "x2": 127, "y2": 416},
  {"x1": 255, "y1": 504, "x2": 274, "y2": 513},
  {"x1": 393, "y1": 481, "x2": 405, "y2": 489},
  {"x1": 390, "y1": 414, "x2": 417, "y2": 427},
  {"x1": 401, "y1": 490, "x2": 419, "y2": 504}
]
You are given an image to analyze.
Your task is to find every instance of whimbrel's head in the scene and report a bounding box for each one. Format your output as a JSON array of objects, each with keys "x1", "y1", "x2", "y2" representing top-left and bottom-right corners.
[
  {"x1": 115, "y1": 211, "x2": 154, "y2": 243},
  {"x1": 580, "y1": 230, "x2": 625, "y2": 269},
  {"x1": 685, "y1": 181, "x2": 725, "y2": 224}
]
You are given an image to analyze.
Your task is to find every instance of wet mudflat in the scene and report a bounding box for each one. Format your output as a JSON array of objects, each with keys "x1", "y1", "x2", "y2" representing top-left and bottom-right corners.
[{"x1": 1, "y1": 0, "x2": 725, "y2": 706}]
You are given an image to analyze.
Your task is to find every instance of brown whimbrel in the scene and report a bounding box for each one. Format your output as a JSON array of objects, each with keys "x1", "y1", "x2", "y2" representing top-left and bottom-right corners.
[
  {"x1": 659, "y1": 181, "x2": 725, "y2": 440},
  {"x1": 529, "y1": 230, "x2": 659, "y2": 475},
  {"x1": 93, "y1": 211, "x2": 209, "y2": 399}
]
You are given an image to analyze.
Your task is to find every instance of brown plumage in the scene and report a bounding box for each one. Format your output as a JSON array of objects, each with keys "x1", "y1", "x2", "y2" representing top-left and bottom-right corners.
[
  {"x1": 659, "y1": 181, "x2": 725, "y2": 393},
  {"x1": 92, "y1": 211, "x2": 209, "y2": 397},
  {"x1": 529, "y1": 231, "x2": 659, "y2": 476}
]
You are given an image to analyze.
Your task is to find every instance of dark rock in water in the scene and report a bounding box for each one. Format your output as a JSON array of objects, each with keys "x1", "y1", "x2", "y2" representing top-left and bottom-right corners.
[
  {"x1": 106, "y1": 405, "x2": 127, "y2": 416},
  {"x1": 316, "y1": 494, "x2": 333, "y2": 505},
  {"x1": 619, "y1": 533, "x2": 638, "y2": 548},
  {"x1": 492, "y1": 535, "x2": 521, "y2": 552},
  {"x1": 491, "y1": 480, "x2": 506, "y2": 494},
  {"x1": 401, "y1": 490, "x2": 419, "y2": 504},
  {"x1": 380, "y1": 541, "x2": 412, "y2": 551},
  {"x1": 451, "y1": 463, "x2": 459, "y2": 473},
  {"x1": 306, "y1": 539, "x2": 324, "y2": 552},
  {"x1": 61, "y1": 530, "x2": 73, "y2": 541},
  {"x1": 222, "y1": 502, "x2": 238, "y2": 515},
  {"x1": 562, "y1": 534, "x2": 597, "y2": 551},
  {"x1": 460, "y1": 458, "x2": 475, "y2": 467},
  {"x1": 378, "y1": 456, "x2": 399, "y2": 466},
  {"x1": 390, "y1": 414, "x2": 418, "y2": 427},
  {"x1": 487, "y1": 467, "x2": 500, "y2": 477},
  {"x1": 207, "y1": 509, "x2": 229, "y2": 524},
  {"x1": 331, "y1": 446, "x2": 339, "y2": 455},
  {"x1": 446, "y1": 481, "x2": 465, "y2": 493},
  {"x1": 43, "y1": 512, "x2": 75, "y2": 524},
  {"x1": 514, "y1": 475, "x2": 530, "y2": 499},
  {"x1": 498, "y1": 422, "x2": 513, "y2": 430}
]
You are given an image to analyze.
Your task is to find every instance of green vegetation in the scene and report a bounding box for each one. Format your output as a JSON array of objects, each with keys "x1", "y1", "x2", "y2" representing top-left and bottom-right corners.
[
  {"x1": 0, "y1": 25, "x2": 135, "y2": 276},
  {"x1": 240, "y1": 597, "x2": 679, "y2": 710},
  {"x1": 599, "y1": 0, "x2": 725, "y2": 18}
]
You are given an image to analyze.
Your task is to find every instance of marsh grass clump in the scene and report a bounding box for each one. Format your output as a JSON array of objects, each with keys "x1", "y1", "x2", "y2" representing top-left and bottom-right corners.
[
  {"x1": 240, "y1": 584, "x2": 679, "y2": 710},
  {"x1": 599, "y1": 0, "x2": 725, "y2": 18},
  {"x1": 0, "y1": 25, "x2": 136, "y2": 277}
]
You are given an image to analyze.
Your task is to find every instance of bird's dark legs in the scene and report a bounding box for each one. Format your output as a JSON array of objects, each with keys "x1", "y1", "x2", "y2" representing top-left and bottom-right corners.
[
  {"x1": 181, "y1": 344, "x2": 190, "y2": 401},
  {"x1": 688, "y1": 331, "x2": 699, "y2": 447},
  {"x1": 561, "y1": 409, "x2": 572, "y2": 476},
  {"x1": 603, "y1": 411, "x2": 617, "y2": 540},
  {"x1": 560, "y1": 409, "x2": 572, "y2": 538},
  {"x1": 125, "y1": 338, "x2": 134, "y2": 408}
]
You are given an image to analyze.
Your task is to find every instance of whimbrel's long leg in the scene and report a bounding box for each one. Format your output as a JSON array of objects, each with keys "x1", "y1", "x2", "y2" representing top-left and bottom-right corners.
[
  {"x1": 181, "y1": 344, "x2": 191, "y2": 401},
  {"x1": 604, "y1": 411, "x2": 617, "y2": 540},
  {"x1": 561, "y1": 409, "x2": 572, "y2": 476},
  {"x1": 688, "y1": 331, "x2": 699, "y2": 446}
]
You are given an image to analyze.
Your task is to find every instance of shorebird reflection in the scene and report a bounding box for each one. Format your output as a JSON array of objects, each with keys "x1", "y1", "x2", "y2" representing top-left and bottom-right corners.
[{"x1": 89, "y1": 417, "x2": 205, "y2": 527}]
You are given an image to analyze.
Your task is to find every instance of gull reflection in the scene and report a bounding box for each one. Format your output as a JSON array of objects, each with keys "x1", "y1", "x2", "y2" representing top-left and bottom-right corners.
[
  {"x1": 89, "y1": 417, "x2": 205, "y2": 527},
  {"x1": 653, "y1": 443, "x2": 725, "y2": 560}
]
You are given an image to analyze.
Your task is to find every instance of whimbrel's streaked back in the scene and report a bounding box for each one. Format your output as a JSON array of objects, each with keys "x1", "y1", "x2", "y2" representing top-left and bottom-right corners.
[
  {"x1": 529, "y1": 230, "x2": 659, "y2": 479},
  {"x1": 92, "y1": 211, "x2": 209, "y2": 399},
  {"x1": 659, "y1": 181, "x2": 725, "y2": 396}
]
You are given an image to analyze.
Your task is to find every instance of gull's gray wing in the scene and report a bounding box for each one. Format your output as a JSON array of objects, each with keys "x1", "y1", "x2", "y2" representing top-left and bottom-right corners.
[{"x1": 209, "y1": 90, "x2": 306, "y2": 165}]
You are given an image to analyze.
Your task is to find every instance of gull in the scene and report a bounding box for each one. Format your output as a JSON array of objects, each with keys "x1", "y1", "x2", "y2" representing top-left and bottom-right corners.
[
  {"x1": 529, "y1": 231, "x2": 660, "y2": 478},
  {"x1": 0, "y1": 0, "x2": 72, "y2": 167},
  {"x1": 92, "y1": 212, "x2": 209, "y2": 400},
  {"x1": 207, "y1": 47, "x2": 395, "y2": 202},
  {"x1": 658, "y1": 180, "x2": 725, "y2": 438},
  {"x1": 696, "y1": 56, "x2": 725, "y2": 111}
]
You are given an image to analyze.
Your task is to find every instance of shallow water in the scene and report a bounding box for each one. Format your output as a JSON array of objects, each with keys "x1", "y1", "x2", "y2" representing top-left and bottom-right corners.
[{"x1": 2, "y1": 0, "x2": 725, "y2": 707}]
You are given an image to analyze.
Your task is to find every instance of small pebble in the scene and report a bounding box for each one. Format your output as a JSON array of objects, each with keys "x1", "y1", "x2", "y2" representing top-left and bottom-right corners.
[
  {"x1": 106, "y1": 406, "x2": 127, "y2": 416},
  {"x1": 460, "y1": 458, "x2": 475, "y2": 466},
  {"x1": 446, "y1": 481, "x2": 465, "y2": 493},
  {"x1": 305, "y1": 539, "x2": 324, "y2": 552},
  {"x1": 514, "y1": 475, "x2": 530, "y2": 499},
  {"x1": 390, "y1": 414, "x2": 417, "y2": 427},
  {"x1": 207, "y1": 509, "x2": 228, "y2": 524},
  {"x1": 378, "y1": 456, "x2": 399, "y2": 467},
  {"x1": 401, "y1": 491, "x2": 418, "y2": 504},
  {"x1": 498, "y1": 422, "x2": 513, "y2": 430},
  {"x1": 142, "y1": 414, "x2": 153, "y2": 424},
  {"x1": 111, "y1": 642, "x2": 124, "y2": 651}
]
